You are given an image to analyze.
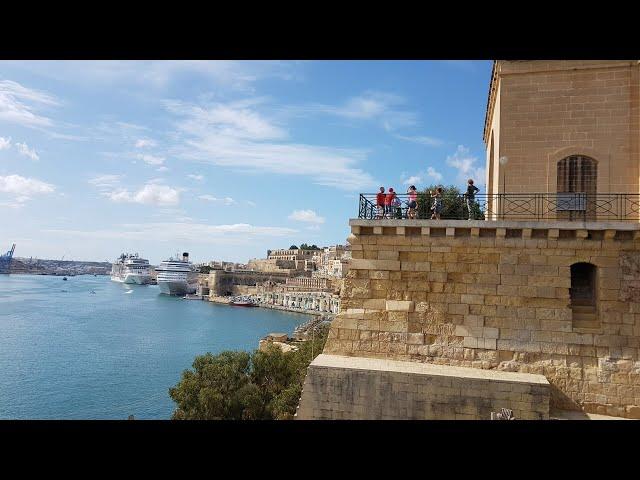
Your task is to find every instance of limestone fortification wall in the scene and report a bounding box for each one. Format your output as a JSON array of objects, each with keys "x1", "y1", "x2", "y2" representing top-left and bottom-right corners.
[
  {"x1": 323, "y1": 219, "x2": 640, "y2": 418},
  {"x1": 297, "y1": 354, "x2": 550, "y2": 420}
]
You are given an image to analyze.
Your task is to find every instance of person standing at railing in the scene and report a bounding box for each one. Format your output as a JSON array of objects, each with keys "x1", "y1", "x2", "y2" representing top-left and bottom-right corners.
[
  {"x1": 465, "y1": 179, "x2": 480, "y2": 220},
  {"x1": 430, "y1": 187, "x2": 443, "y2": 220},
  {"x1": 385, "y1": 188, "x2": 396, "y2": 219},
  {"x1": 406, "y1": 185, "x2": 418, "y2": 219},
  {"x1": 376, "y1": 187, "x2": 386, "y2": 219}
]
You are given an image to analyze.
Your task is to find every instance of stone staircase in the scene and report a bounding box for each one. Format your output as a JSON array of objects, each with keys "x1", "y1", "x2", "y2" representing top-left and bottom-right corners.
[{"x1": 571, "y1": 299, "x2": 598, "y2": 329}]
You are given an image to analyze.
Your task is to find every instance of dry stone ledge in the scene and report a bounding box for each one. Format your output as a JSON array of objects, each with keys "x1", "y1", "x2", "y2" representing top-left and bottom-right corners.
[{"x1": 296, "y1": 354, "x2": 550, "y2": 420}]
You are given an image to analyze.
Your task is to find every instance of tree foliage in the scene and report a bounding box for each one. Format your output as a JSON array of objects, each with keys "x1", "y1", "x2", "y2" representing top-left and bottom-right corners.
[
  {"x1": 416, "y1": 184, "x2": 484, "y2": 220},
  {"x1": 289, "y1": 245, "x2": 298, "y2": 250},
  {"x1": 169, "y1": 323, "x2": 330, "y2": 420},
  {"x1": 299, "y1": 243, "x2": 320, "y2": 250}
]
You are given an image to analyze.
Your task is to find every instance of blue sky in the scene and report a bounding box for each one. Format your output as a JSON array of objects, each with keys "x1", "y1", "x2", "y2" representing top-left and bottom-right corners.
[{"x1": 0, "y1": 60, "x2": 492, "y2": 264}]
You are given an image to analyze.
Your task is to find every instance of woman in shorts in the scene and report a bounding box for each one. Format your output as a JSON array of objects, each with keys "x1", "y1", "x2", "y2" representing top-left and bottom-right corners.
[{"x1": 406, "y1": 185, "x2": 418, "y2": 219}]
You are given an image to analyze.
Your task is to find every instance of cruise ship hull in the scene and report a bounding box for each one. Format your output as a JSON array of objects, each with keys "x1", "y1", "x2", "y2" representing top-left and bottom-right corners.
[
  {"x1": 158, "y1": 280, "x2": 196, "y2": 296},
  {"x1": 111, "y1": 274, "x2": 151, "y2": 285}
]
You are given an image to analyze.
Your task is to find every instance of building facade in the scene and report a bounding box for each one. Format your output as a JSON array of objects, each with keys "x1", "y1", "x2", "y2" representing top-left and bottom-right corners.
[{"x1": 484, "y1": 60, "x2": 639, "y2": 211}]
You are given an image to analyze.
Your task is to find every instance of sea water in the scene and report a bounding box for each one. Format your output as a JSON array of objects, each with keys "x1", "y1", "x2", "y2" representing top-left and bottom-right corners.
[{"x1": 0, "y1": 274, "x2": 308, "y2": 419}]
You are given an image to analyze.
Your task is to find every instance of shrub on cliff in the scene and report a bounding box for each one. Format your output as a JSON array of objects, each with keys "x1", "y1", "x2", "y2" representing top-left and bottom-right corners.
[{"x1": 169, "y1": 323, "x2": 330, "y2": 420}]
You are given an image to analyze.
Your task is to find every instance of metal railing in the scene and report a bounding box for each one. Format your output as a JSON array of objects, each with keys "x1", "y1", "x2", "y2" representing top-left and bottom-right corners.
[{"x1": 358, "y1": 193, "x2": 640, "y2": 222}]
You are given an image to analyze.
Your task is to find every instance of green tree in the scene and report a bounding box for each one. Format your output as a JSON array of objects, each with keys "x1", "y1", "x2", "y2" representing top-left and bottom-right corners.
[
  {"x1": 416, "y1": 185, "x2": 484, "y2": 220},
  {"x1": 199, "y1": 265, "x2": 212, "y2": 274},
  {"x1": 289, "y1": 245, "x2": 298, "y2": 250},
  {"x1": 169, "y1": 323, "x2": 330, "y2": 420}
]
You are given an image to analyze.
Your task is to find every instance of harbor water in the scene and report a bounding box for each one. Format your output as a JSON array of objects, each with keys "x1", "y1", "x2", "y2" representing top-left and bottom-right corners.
[{"x1": 0, "y1": 274, "x2": 309, "y2": 419}]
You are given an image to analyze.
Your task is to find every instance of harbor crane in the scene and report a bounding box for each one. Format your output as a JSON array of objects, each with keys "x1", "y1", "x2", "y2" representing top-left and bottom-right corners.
[{"x1": 0, "y1": 243, "x2": 16, "y2": 274}]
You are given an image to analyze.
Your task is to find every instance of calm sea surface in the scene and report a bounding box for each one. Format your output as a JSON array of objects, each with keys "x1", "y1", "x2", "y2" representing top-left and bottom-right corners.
[{"x1": 0, "y1": 274, "x2": 308, "y2": 419}]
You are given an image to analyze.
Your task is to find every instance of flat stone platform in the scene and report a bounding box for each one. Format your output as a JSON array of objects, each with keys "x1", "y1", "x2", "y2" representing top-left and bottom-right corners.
[{"x1": 296, "y1": 354, "x2": 550, "y2": 420}]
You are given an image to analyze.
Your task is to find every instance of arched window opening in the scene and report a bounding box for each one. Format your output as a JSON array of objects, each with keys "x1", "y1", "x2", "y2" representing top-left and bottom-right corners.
[
  {"x1": 557, "y1": 155, "x2": 597, "y2": 220},
  {"x1": 570, "y1": 262, "x2": 598, "y2": 329}
]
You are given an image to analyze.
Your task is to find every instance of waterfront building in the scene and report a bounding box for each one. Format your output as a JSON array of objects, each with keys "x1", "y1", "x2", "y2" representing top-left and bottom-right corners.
[{"x1": 298, "y1": 60, "x2": 640, "y2": 420}]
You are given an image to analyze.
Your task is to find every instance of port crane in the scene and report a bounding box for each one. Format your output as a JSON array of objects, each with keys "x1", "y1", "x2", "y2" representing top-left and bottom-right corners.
[{"x1": 0, "y1": 243, "x2": 16, "y2": 274}]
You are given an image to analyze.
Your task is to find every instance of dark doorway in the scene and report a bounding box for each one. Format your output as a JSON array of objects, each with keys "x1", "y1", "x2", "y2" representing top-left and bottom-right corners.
[{"x1": 570, "y1": 263, "x2": 598, "y2": 328}]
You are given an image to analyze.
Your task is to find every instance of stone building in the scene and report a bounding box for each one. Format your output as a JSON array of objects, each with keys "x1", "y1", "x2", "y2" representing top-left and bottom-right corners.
[
  {"x1": 484, "y1": 60, "x2": 639, "y2": 219},
  {"x1": 297, "y1": 61, "x2": 640, "y2": 420},
  {"x1": 312, "y1": 245, "x2": 351, "y2": 279}
]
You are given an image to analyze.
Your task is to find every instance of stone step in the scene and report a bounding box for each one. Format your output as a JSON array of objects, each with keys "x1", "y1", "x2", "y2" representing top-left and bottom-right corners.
[{"x1": 572, "y1": 305, "x2": 596, "y2": 313}]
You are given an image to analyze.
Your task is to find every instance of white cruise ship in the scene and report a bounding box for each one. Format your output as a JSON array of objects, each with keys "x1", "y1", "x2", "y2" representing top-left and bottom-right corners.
[
  {"x1": 156, "y1": 252, "x2": 197, "y2": 296},
  {"x1": 111, "y1": 253, "x2": 152, "y2": 285}
]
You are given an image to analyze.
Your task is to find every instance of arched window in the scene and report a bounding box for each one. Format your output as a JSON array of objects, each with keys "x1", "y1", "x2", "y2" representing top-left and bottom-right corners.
[
  {"x1": 570, "y1": 262, "x2": 598, "y2": 329},
  {"x1": 557, "y1": 155, "x2": 597, "y2": 220}
]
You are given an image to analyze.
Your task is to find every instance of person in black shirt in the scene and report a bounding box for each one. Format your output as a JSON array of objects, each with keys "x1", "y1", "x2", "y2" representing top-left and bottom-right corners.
[{"x1": 465, "y1": 179, "x2": 480, "y2": 220}]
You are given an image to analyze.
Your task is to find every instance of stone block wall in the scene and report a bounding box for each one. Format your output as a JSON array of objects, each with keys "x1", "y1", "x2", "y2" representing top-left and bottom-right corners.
[
  {"x1": 296, "y1": 354, "x2": 550, "y2": 420},
  {"x1": 323, "y1": 219, "x2": 640, "y2": 419}
]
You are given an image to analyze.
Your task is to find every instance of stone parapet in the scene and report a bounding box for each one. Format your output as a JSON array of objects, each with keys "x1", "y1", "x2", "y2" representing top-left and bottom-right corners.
[{"x1": 296, "y1": 354, "x2": 550, "y2": 420}]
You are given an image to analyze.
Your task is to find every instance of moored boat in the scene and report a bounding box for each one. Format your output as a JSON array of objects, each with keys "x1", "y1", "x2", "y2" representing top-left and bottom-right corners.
[
  {"x1": 156, "y1": 252, "x2": 197, "y2": 296},
  {"x1": 111, "y1": 253, "x2": 152, "y2": 285},
  {"x1": 229, "y1": 296, "x2": 258, "y2": 307}
]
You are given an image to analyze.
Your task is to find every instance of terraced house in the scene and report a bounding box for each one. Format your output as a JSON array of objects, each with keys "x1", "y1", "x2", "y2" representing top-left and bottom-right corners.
[{"x1": 297, "y1": 60, "x2": 640, "y2": 420}]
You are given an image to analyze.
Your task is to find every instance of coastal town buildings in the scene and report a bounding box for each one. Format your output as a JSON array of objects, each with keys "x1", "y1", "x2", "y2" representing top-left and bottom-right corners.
[
  {"x1": 204, "y1": 244, "x2": 349, "y2": 316},
  {"x1": 297, "y1": 60, "x2": 640, "y2": 420}
]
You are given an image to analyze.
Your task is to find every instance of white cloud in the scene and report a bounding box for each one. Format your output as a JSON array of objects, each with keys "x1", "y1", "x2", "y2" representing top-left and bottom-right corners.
[
  {"x1": 0, "y1": 174, "x2": 55, "y2": 207},
  {"x1": 198, "y1": 195, "x2": 236, "y2": 206},
  {"x1": 107, "y1": 183, "x2": 180, "y2": 206},
  {"x1": 446, "y1": 145, "x2": 485, "y2": 186},
  {"x1": 0, "y1": 80, "x2": 58, "y2": 128},
  {"x1": 0, "y1": 136, "x2": 11, "y2": 150},
  {"x1": 166, "y1": 99, "x2": 287, "y2": 141},
  {"x1": 3, "y1": 61, "x2": 296, "y2": 92},
  {"x1": 15, "y1": 142, "x2": 39, "y2": 160},
  {"x1": 403, "y1": 175, "x2": 422, "y2": 185},
  {"x1": 135, "y1": 138, "x2": 157, "y2": 148},
  {"x1": 427, "y1": 167, "x2": 443, "y2": 182},
  {"x1": 188, "y1": 174, "x2": 204, "y2": 181},
  {"x1": 288, "y1": 209, "x2": 325, "y2": 224},
  {"x1": 303, "y1": 91, "x2": 418, "y2": 132},
  {"x1": 43, "y1": 221, "x2": 298, "y2": 243},
  {"x1": 306, "y1": 225, "x2": 321, "y2": 231},
  {"x1": 157, "y1": 166, "x2": 169, "y2": 172},
  {"x1": 88, "y1": 174, "x2": 122, "y2": 189},
  {"x1": 402, "y1": 167, "x2": 443, "y2": 186},
  {"x1": 136, "y1": 153, "x2": 165, "y2": 166},
  {"x1": 246, "y1": 200, "x2": 256, "y2": 207},
  {"x1": 396, "y1": 135, "x2": 444, "y2": 147},
  {"x1": 168, "y1": 99, "x2": 377, "y2": 191}
]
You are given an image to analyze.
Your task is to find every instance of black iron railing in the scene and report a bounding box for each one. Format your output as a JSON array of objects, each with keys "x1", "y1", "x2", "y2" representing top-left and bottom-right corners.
[{"x1": 358, "y1": 193, "x2": 640, "y2": 221}]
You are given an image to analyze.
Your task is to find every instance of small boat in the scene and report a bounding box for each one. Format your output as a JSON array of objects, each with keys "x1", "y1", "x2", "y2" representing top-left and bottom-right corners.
[
  {"x1": 229, "y1": 296, "x2": 258, "y2": 307},
  {"x1": 62, "y1": 276, "x2": 68, "y2": 281},
  {"x1": 90, "y1": 290, "x2": 96, "y2": 294}
]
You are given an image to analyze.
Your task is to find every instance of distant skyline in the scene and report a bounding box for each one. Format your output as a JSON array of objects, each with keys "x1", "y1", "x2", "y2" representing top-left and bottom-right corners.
[{"x1": 1, "y1": 60, "x2": 492, "y2": 264}]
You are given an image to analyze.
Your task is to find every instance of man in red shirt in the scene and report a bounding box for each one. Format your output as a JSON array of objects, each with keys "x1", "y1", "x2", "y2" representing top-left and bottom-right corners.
[
  {"x1": 384, "y1": 188, "x2": 396, "y2": 219},
  {"x1": 375, "y1": 187, "x2": 385, "y2": 219}
]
